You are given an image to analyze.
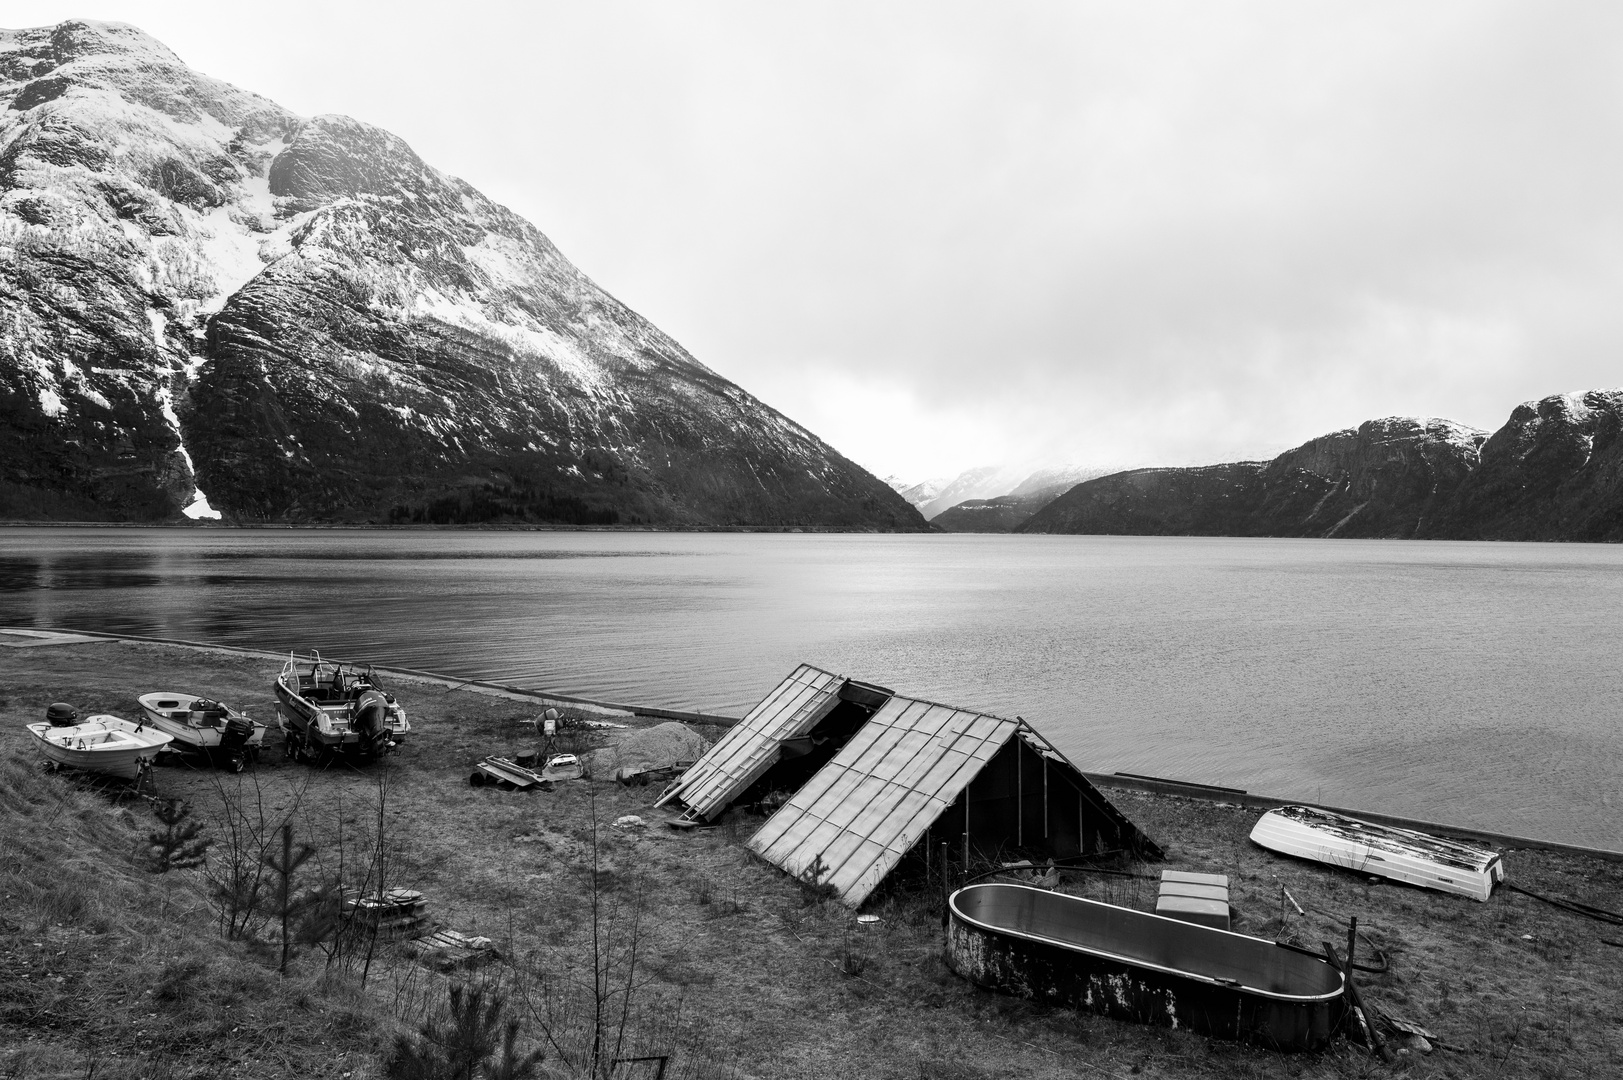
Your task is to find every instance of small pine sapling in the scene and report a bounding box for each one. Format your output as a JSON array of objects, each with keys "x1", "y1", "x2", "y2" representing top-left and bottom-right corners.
[
  {"x1": 261, "y1": 822, "x2": 337, "y2": 974},
  {"x1": 387, "y1": 983, "x2": 543, "y2": 1080},
  {"x1": 144, "y1": 799, "x2": 212, "y2": 873},
  {"x1": 797, "y1": 851, "x2": 837, "y2": 907}
]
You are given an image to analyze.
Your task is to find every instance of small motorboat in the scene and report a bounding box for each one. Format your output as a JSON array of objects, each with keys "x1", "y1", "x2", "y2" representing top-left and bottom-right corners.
[
  {"x1": 28, "y1": 707, "x2": 174, "y2": 780},
  {"x1": 274, "y1": 651, "x2": 409, "y2": 762},
  {"x1": 1249, "y1": 805, "x2": 1505, "y2": 902},
  {"x1": 947, "y1": 883, "x2": 1345, "y2": 1050},
  {"x1": 137, "y1": 693, "x2": 266, "y2": 771}
]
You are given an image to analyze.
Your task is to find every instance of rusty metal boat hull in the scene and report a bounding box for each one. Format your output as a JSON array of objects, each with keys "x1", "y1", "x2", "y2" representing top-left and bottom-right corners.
[{"x1": 947, "y1": 883, "x2": 1345, "y2": 1051}]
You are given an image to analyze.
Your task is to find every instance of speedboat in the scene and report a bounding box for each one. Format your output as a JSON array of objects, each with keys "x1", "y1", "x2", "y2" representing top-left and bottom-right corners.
[
  {"x1": 137, "y1": 693, "x2": 266, "y2": 771},
  {"x1": 28, "y1": 711, "x2": 173, "y2": 780},
  {"x1": 1250, "y1": 805, "x2": 1505, "y2": 902},
  {"x1": 274, "y1": 651, "x2": 409, "y2": 762}
]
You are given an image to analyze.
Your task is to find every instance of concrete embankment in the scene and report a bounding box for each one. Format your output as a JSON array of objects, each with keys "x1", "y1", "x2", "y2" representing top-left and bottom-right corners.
[{"x1": 3, "y1": 626, "x2": 743, "y2": 727}]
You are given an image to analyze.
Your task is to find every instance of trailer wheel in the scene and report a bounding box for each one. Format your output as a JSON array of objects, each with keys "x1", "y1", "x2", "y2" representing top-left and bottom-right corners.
[{"x1": 469, "y1": 772, "x2": 486, "y2": 787}]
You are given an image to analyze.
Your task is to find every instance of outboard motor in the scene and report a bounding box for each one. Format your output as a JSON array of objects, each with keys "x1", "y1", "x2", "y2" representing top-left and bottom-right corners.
[
  {"x1": 353, "y1": 690, "x2": 393, "y2": 755},
  {"x1": 218, "y1": 715, "x2": 256, "y2": 772},
  {"x1": 220, "y1": 716, "x2": 254, "y2": 754},
  {"x1": 46, "y1": 702, "x2": 78, "y2": 727}
]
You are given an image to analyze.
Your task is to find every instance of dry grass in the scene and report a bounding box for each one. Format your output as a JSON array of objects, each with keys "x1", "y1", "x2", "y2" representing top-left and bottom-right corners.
[{"x1": 3, "y1": 640, "x2": 1622, "y2": 1078}]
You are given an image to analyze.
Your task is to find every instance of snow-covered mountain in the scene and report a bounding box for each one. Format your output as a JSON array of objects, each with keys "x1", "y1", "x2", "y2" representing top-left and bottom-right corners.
[
  {"x1": 886, "y1": 475, "x2": 949, "y2": 511},
  {"x1": 0, "y1": 20, "x2": 926, "y2": 527},
  {"x1": 883, "y1": 463, "x2": 1110, "y2": 522}
]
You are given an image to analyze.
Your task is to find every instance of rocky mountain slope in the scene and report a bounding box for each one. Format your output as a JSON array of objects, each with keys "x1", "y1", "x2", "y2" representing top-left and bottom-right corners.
[
  {"x1": 1020, "y1": 394, "x2": 1623, "y2": 541},
  {"x1": 930, "y1": 483, "x2": 1071, "y2": 533},
  {"x1": 0, "y1": 20, "x2": 926, "y2": 527}
]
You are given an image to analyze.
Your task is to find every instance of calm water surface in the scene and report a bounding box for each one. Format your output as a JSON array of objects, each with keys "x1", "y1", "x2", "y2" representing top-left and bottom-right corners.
[{"x1": 1, "y1": 528, "x2": 1618, "y2": 849}]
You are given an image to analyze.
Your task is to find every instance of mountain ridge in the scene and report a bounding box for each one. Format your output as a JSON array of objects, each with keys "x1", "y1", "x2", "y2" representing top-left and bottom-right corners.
[{"x1": 1019, "y1": 393, "x2": 1623, "y2": 541}]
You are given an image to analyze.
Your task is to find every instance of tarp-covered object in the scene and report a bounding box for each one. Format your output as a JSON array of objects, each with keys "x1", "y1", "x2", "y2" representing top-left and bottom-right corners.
[{"x1": 748, "y1": 695, "x2": 1159, "y2": 908}]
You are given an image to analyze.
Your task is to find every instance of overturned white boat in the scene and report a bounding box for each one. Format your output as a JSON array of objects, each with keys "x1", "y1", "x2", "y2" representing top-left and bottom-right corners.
[
  {"x1": 28, "y1": 713, "x2": 173, "y2": 780},
  {"x1": 138, "y1": 693, "x2": 266, "y2": 770},
  {"x1": 1250, "y1": 805, "x2": 1505, "y2": 902}
]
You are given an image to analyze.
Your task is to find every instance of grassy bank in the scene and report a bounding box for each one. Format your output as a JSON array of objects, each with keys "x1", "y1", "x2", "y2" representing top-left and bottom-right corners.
[{"x1": 3, "y1": 639, "x2": 1620, "y2": 1078}]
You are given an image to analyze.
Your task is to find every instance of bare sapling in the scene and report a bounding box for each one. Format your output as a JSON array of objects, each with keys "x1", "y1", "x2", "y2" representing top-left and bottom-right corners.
[
  {"x1": 514, "y1": 784, "x2": 665, "y2": 1079},
  {"x1": 203, "y1": 767, "x2": 301, "y2": 940}
]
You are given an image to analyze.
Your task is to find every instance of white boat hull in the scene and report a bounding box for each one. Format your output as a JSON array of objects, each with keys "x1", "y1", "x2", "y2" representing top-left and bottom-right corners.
[
  {"x1": 138, "y1": 693, "x2": 266, "y2": 754},
  {"x1": 28, "y1": 716, "x2": 174, "y2": 780},
  {"x1": 1250, "y1": 806, "x2": 1505, "y2": 902}
]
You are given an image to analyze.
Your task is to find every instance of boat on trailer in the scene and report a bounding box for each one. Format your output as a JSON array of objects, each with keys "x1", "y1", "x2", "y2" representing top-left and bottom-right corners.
[
  {"x1": 947, "y1": 883, "x2": 1345, "y2": 1050},
  {"x1": 274, "y1": 652, "x2": 409, "y2": 762},
  {"x1": 1250, "y1": 805, "x2": 1505, "y2": 902},
  {"x1": 28, "y1": 712, "x2": 174, "y2": 780},
  {"x1": 137, "y1": 693, "x2": 266, "y2": 771}
]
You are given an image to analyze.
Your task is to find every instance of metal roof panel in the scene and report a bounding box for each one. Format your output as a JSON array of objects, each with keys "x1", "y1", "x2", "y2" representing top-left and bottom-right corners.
[
  {"x1": 657, "y1": 664, "x2": 845, "y2": 819},
  {"x1": 747, "y1": 693, "x2": 1023, "y2": 907}
]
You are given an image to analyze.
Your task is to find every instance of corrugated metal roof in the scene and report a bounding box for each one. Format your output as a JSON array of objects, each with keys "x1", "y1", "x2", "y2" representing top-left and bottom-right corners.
[
  {"x1": 747, "y1": 696, "x2": 1024, "y2": 907},
  {"x1": 655, "y1": 664, "x2": 844, "y2": 820}
]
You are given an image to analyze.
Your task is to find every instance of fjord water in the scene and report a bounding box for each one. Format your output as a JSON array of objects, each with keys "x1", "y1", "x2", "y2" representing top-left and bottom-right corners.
[{"x1": 1, "y1": 528, "x2": 1618, "y2": 849}]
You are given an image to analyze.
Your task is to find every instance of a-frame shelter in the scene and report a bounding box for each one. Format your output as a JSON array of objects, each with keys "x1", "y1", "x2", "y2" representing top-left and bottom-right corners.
[{"x1": 746, "y1": 693, "x2": 1161, "y2": 908}]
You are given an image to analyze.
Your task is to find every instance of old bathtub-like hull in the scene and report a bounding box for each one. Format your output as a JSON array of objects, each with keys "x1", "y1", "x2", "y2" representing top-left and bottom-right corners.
[
  {"x1": 1250, "y1": 806, "x2": 1505, "y2": 902},
  {"x1": 947, "y1": 884, "x2": 1345, "y2": 1051}
]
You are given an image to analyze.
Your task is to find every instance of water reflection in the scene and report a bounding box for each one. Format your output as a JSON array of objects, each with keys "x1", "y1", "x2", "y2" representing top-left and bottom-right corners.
[{"x1": 0, "y1": 552, "x2": 165, "y2": 592}]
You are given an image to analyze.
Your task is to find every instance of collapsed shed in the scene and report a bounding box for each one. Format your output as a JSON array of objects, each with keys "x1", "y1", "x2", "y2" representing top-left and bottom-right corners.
[{"x1": 661, "y1": 665, "x2": 1161, "y2": 908}]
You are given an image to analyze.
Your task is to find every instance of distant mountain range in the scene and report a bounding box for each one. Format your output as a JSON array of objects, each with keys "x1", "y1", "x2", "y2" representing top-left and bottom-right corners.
[
  {"x1": 886, "y1": 464, "x2": 1107, "y2": 522},
  {"x1": 1019, "y1": 391, "x2": 1623, "y2": 541},
  {"x1": 0, "y1": 20, "x2": 925, "y2": 529}
]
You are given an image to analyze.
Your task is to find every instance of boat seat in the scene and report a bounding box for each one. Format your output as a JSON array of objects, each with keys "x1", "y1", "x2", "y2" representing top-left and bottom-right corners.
[
  {"x1": 1155, "y1": 894, "x2": 1231, "y2": 930},
  {"x1": 1157, "y1": 869, "x2": 1231, "y2": 931}
]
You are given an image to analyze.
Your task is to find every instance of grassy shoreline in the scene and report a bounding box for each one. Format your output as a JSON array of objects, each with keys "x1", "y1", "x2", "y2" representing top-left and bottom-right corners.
[{"x1": 3, "y1": 639, "x2": 1620, "y2": 1078}]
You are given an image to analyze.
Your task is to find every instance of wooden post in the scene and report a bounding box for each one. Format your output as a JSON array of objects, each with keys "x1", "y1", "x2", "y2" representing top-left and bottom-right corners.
[
  {"x1": 1323, "y1": 933, "x2": 1392, "y2": 1062},
  {"x1": 1078, "y1": 791, "x2": 1085, "y2": 856},
  {"x1": 1043, "y1": 754, "x2": 1049, "y2": 838},
  {"x1": 963, "y1": 782, "x2": 971, "y2": 869},
  {"x1": 1017, "y1": 740, "x2": 1024, "y2": 847}
]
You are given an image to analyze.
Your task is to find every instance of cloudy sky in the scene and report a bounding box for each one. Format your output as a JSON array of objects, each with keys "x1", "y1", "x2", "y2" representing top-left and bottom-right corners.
[{"x1": 17, "y1": 2, "x2": 1623, "y2": 480}]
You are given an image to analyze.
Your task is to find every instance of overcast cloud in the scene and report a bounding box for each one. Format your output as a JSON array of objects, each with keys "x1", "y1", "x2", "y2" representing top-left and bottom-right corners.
[{"x1": 15, "y1": 1, "x2": 1623, "y2": 480}]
